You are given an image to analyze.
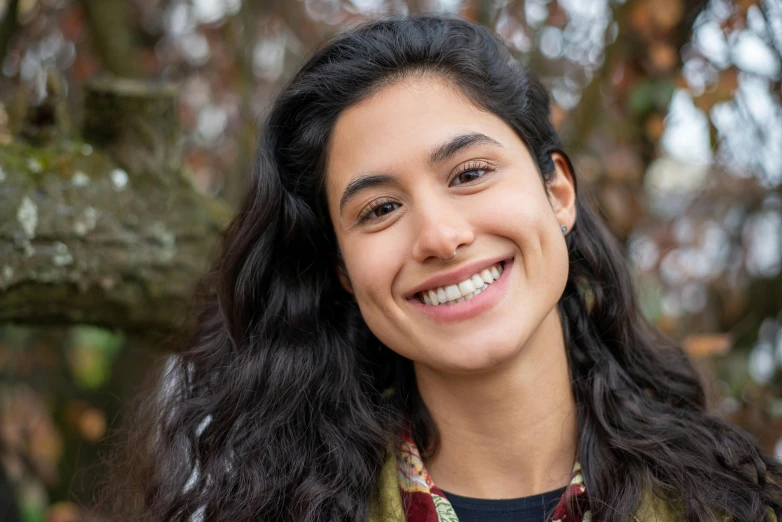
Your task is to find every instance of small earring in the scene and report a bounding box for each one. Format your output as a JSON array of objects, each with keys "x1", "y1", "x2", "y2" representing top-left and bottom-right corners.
[{"x1": 561, "y1": 225, "x2": 567, "y2": 234}]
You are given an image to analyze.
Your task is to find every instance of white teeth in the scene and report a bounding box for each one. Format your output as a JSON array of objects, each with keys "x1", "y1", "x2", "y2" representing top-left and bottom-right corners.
[
  {"x1": 458, "y1": 279, "x2": 476, "y2": 295},
  {"x1": 417, "y1": 261, "x2": 506, "y2": 306},
  {"x1": 464, "y1": 287, "x2": 482, "y2": 301}
]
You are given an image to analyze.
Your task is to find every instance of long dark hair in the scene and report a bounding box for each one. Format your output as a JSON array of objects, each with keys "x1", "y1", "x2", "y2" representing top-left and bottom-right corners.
[{"x1": 109, "y1": 14, "x2": 782, "y2": 522}]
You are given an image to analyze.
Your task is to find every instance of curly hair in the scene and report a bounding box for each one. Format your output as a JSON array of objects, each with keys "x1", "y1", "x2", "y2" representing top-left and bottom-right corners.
[{"x1": 107, "y1": 14, "x2": 782, "y2": 522}]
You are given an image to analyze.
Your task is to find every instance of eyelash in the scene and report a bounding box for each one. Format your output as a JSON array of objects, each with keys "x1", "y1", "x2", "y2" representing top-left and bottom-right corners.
[
  {"x1": 452, "y1": 161, "x2": 494, "y2": 186},
  {"x1": 357, "y1": 161, "x2": 495, "y2": 224}
]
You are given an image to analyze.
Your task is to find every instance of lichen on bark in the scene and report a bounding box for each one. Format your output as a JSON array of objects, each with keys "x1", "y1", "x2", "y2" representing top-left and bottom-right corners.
[{"x1": 0, "y1": 78, "x2": 233, "y2": 335}]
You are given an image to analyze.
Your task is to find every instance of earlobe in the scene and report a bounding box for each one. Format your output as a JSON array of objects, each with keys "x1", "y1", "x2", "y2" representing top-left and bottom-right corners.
[{"x1": 548, "y1": 152, "x2": 577, "y2": 231}]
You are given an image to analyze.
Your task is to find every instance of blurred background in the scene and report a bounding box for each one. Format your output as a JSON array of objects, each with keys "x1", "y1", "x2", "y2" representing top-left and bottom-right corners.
[{"x1": 0, "y1": 0, "x2": 780, "y2": 520}]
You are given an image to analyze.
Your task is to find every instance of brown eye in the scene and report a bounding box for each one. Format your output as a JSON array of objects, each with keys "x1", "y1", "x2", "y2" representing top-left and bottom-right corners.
[
  {"x1": 359, "y1": 199, "x2": 400, "y2": 223},
  {"x1": 453, "y1": 169, "x2": 485, "y2": 185},
  {"x1": 451, "y1": 165, "x2": 491, "y2": 186},
  {"x1": 374, "y1": 202, "x2": 397, "y2": 216}
]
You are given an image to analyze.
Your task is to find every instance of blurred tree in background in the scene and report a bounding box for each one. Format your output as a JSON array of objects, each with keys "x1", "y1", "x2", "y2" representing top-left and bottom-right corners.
[{"x1": 0, "y1": 0, "x2": 780, "y2": 520}]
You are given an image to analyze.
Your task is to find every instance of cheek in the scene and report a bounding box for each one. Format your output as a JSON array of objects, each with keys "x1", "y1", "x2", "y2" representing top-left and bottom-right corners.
[
  {"x1": 476, "y1": 179, "x2": 556, "y2": 243},
  {"x1": 338, "y1": 231, "x2": 418, "y2": 354},
  {"x1": 481, "y1": 180, "x2": 568, "y2": 289},
  {"x1": 340, "y1": 233, "x2": 405, "y2": 310}
]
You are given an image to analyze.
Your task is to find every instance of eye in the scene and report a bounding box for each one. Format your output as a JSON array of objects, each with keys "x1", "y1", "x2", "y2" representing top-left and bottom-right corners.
[
  {"x1": 450, "y1": 161, "x2": 494, "y2": 186},
  {"x1": 358, "y1": 198, "x2": 400, "y2": 224}
]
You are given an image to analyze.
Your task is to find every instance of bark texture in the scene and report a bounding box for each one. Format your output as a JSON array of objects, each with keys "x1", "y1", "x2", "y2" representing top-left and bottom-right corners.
[{"x1": 0, "y1": 78, "x2": 232, "y2": 334}]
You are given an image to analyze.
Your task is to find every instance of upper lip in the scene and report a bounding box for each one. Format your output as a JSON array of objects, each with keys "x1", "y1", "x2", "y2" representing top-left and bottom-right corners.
[{"x1": 405, "y1": 255, "x2": 511, "y2": 299}]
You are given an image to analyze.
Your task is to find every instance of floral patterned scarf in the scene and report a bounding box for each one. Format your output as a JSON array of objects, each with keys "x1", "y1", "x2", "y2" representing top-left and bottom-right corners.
[{"x1": 395, "y1": 430, "x2": 592, "y2": 522}]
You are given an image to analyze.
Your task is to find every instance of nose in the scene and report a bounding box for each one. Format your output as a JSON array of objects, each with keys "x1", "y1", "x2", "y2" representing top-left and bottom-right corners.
[{"x1": 411, "y1": 196, "x2": 475, "y2": 263}]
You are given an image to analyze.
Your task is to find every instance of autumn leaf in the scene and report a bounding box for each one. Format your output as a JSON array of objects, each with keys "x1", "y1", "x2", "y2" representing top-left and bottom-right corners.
[{"x1": 682, "y1": 333, "x2": 733, "y2": 358}]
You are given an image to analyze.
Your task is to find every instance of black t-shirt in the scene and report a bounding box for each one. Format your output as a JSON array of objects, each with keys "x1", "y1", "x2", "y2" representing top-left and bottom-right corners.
[{"x1": 441, "y1": 486, "x2": 567, "y2": 522}]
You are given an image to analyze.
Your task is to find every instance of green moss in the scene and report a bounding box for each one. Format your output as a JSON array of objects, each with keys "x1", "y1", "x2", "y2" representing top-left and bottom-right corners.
[{"x1": 0, "y1": 140, "x2": 115, "y2": 184}]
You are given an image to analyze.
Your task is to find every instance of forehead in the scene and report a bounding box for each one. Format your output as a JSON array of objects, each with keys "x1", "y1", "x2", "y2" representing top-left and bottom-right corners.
[{"x1": 324, "y1": 76, "x2": 513, "y2": 199}]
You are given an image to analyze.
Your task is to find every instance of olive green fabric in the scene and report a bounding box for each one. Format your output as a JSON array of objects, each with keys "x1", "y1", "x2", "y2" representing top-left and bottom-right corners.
[
  {"x1": 369, "y1": 453, "x2": 405, "y2": 522},
  {"x1": 368, "y1": 452, "x2": 779, "y2": 522},
  {"x1": 628, "y1": 488, "x2": 686, "y2": 522}
]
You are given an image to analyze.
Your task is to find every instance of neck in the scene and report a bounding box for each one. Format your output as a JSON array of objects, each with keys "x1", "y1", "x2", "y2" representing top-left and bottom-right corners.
[{"x1": 414, "y1": 306, "x2": 578, "y2": 499}]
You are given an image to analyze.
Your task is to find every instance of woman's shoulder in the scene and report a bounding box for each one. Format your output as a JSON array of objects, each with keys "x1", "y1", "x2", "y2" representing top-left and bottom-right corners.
[
  {"x1": 369, "y1": 451, "x2": 779, "y2": 522},
  {"x1": 368, "y1": 453, "x2": 404, "y2": 522},
  {"x1": 631, "y1": 489, "x2": 778, "y2": 522},
  {"x1": 630, "y1": 490, "x2": 684, "y2": 522}
]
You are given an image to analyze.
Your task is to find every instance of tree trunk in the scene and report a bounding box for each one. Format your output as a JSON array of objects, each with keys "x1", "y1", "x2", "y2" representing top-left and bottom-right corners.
[{"x1": 0, "y1": 78, "x2": 232, "y2": 335}]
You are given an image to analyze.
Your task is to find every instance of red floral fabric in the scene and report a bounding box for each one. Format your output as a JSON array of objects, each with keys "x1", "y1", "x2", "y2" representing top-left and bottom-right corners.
[{"x1": 396, "y1": 430, "x2": 592, "y2": 522}]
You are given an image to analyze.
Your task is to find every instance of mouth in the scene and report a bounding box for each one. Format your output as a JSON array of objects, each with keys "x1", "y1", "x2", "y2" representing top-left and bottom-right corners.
[{"x1": 412, "y1": 260, "x2": 507, "y2": 306}]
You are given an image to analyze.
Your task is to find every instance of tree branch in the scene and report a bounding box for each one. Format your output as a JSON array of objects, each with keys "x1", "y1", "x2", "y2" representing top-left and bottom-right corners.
[
  {"x1": 0, "y1": 78, "x2": 231, "y2": 335},
  {"x1": 77, "y1": 0, "x2": 141, "y2": 78},
  {"x1": 0, "y1": 0, "x2": 20, "y2": 67}
]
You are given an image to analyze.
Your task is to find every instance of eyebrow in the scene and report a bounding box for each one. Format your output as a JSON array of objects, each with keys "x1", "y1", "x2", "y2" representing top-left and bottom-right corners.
[
  {"x1": 338, "y1": 132, "x2": 503, "y2": 215},
  {"x1": 338, "y1": 173, "x2": 401, "y2": 215},
  {"x1": 428, "y1": 132, "x2": 502, "y2": 166}
]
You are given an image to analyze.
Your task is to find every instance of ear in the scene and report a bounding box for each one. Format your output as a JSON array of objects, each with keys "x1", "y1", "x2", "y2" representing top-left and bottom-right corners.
[
  {"x1": 337, "y1": 267, "x2": 354, "y2": 296},
  {"x1": 547, "y1": 151, "x2": 577, "y2": 231},
  {"x1": 329, "y1": 249, "x2": 354, "y2": 296}
]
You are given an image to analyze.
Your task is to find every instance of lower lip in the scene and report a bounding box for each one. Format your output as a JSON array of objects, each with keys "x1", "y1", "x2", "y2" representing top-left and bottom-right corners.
[{"x1": 406, "y1": 258, "x2": 513, "y2": 324}]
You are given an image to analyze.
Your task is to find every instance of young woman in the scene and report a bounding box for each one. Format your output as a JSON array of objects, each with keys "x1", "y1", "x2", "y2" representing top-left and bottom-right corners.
[{"x1": 114, "y1": 14, "x2": 782, "y2": 522}]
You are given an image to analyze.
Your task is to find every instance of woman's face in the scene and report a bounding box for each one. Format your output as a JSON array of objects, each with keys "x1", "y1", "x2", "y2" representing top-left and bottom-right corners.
[{"x1": 325, "y1": 76, "x2": 576, "y2": 374}]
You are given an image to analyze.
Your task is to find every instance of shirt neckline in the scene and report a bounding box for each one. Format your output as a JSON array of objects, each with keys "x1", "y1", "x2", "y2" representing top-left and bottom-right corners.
[{"x1": 440, "y1": 485, "x2": 568, "y2": 511}]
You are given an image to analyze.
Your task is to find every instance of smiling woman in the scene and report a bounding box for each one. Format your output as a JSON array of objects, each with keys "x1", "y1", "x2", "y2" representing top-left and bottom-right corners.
[
  {"x1": 327, "y1": 76, "x2": 575, "y2": 386},
  {"x1": 110, "y1": 14, "x2": 782, "y2": 522}
]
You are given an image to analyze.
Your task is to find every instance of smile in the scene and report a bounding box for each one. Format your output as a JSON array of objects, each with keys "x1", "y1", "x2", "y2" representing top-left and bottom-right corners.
[
  {"x1": 407, "y1": 259, "x2": 513, "y2": 324},
  {"x1": 416, "y1": 261, "x2": 504, "y2": 306}
]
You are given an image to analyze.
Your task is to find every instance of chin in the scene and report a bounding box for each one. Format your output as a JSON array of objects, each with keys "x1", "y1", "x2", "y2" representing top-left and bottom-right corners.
[{"x1": 433, "y1": 341, "x2": 524, "y2": 374}]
